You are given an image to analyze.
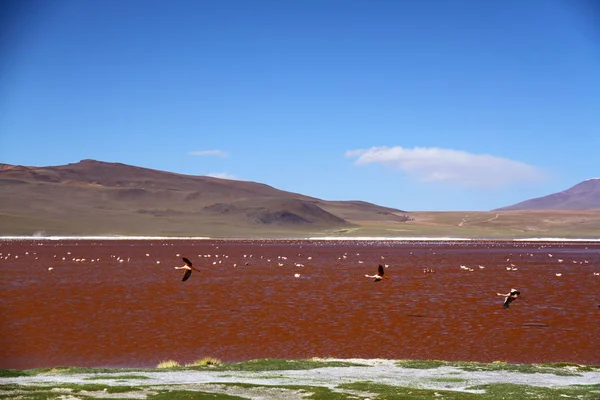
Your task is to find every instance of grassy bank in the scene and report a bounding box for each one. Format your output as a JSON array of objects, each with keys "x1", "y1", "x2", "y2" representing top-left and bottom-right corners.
[{"x1": 1, "y1": 358, "x2": 600, "y2": 399}]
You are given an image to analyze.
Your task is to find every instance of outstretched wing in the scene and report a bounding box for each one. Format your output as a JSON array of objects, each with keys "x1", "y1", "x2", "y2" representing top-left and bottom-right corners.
[
  {"x1": 503, "y1": 297, "x2": 515, "y2": 309},
  {"x1": 182, "y1": 269, "x2": 192, "y2": 282},
  {"x1": 378, "y1": 264, "x2": 384, "y2": 276},
  {"x1": 182, "y1": 257, "x2": 192, "y2": 267}
]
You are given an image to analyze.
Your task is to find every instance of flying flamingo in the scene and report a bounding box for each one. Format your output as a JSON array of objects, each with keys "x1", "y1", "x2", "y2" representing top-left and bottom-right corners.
[
  {"x1": 174, "y1": 257, "x2": 201, "y2": 282},
  {"x1": 365, "y1": 264, "x2": 387, "y2": 282},
  {"x1": 497, "y1": 288, "x2": 521, "y2": 309}
]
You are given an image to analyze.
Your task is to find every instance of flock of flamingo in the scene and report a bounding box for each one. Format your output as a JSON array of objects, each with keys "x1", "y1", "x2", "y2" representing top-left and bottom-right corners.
[
  {"x1": 175, "y1": 256, "x2": 524, "y2": 309},
  {"x1": 2, "y1": 242, "x2": 598, "y2": 310},
  {"x1": 171, "y1": 248, "x2": 598, "y2": 309}
]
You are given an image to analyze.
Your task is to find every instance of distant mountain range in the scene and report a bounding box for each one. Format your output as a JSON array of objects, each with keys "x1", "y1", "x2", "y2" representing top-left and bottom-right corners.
[
  {"x1": 0, "y1": 159, "x2": 407, "y2": 237},
  {"x1": 1, "y1": 159, "x2": 598, "y2": 238},
  {"x1": 495, "y1": 178, "x2": 600, "y2": 211}
]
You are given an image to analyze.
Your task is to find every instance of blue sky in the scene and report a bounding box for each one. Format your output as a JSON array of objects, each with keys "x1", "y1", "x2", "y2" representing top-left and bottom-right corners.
[{"x1": 1, "y1": 0, "x2": 598, "y2": 211}]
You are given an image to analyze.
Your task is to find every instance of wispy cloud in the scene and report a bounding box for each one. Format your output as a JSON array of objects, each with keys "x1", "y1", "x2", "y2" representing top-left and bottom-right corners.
[
  {"x1": 346, "y1": 146, "x2": 545, "y2": 188},
  {"x1": 189, "y1": 150, "x2": 229, "y2": 157},
  {"x1": 207, "y1": 172, "x2": 238, "y2": 180}
]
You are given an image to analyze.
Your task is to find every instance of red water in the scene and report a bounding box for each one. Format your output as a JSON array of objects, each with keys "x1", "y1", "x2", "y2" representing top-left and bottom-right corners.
[{"x1": 1, "y1": 239, "x2": 599, "y2": 369}]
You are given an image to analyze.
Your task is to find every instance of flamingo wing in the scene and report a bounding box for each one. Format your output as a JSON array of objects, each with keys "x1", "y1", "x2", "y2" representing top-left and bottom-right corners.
[
  {"x1": 182, "y1": 257, "x2": 192, "y2": 267},
  {"x1": 378, "y1": 264, "x2": 384, "y2": 276},
  {"x1": 182, "y1": 269, "x2": 192, "y2": 282},
  {"x1": 503, "y1": 297, "x2": 515, "y2": 309}
]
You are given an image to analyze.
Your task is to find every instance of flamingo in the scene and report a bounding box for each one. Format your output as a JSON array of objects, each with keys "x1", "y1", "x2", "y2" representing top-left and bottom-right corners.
[
  {"x1": 365, "y1": 264, "x2": 386, "y2": 282},
  {"x1": 174, "y1": 257, "x2": 201, "y2": 282},
  {"x1": 497, "y1": 288, "x2": 520, "y2": 309}
]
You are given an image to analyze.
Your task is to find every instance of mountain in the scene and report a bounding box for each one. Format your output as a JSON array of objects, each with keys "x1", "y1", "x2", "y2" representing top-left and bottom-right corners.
[
  {"x1": 495, "y1": 178, "x2": 600, "y2": 211},
  {"x1": 0, "y1": 159, "x2": 408, "y2": 237}
]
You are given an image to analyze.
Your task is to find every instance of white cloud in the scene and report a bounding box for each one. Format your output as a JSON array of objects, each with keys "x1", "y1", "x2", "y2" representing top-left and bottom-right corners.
[
  {"x1": 189, "y1": 150, "x2": 229, "y2": 157},
  {"x1": 345, "y1": 146, "x2": 545, "y2": 188},
  {"x1": 207, "y1": 172, "x2": 238, "y2": 180}
]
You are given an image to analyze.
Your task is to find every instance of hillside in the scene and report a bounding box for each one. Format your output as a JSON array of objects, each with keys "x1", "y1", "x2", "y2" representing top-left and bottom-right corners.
[
  {"x1": 0, "y1": 159, "x2": 408, "y2": 237},
  {"x1": 495, "y1": 178, "x2": 600, "y2": 211},
  {"x1": 2, "y1": 160, "x2": 600, "y2": 238}
]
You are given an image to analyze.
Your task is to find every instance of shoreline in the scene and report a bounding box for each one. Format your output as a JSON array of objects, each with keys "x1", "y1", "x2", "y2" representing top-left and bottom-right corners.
[
  {"x1": 2, "y1": 358, "x2": 599, "y2": 400},
  {"x1": 1, "y1": 236, "x2": 600, "y2": 242}
]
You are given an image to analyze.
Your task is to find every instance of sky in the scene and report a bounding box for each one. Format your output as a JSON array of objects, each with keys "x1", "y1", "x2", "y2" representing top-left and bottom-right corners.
[{"x1": 1, "y1": 0, "x2": 599, "y2": 211}]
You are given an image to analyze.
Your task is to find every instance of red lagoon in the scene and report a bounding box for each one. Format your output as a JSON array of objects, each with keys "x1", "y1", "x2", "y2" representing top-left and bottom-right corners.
[{"x1": 1, "y1": 239, "x2": 599, "y2": 369}]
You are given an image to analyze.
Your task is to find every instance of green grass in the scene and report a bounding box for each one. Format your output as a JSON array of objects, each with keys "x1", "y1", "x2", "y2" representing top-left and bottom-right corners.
[
  {"x1": 3, "y1": 358, "x2": 598, "y2": 377},
  {"x1": 340, "y1": 382, "x2": 480, "y2": 399},
  {"x1": 147, "y1": 390, "x2": 249, "y2": 399},
  {"x1": 2, "y1": 358, "x2": 600, "y2": 400},
  {"x1": 0, "y1": 392, "x2": 66, "y2": 400},
  {"x1": 429, "y1": 377, "x2": 468, "y2": 383},
  {"x1": 0, "y1": 358, "x2": 365, "y2": 377},
  {"x1": 395, "y1": 360, "x2": 448, "y2": 369},
  {"x1": 37, "y1": 383, "x2": 140, "y2": 393},
  {"x1": 3, "y1": 359, "x2": 598, "y2": 377},
  {"x1": 457, "y1": 361, "x2": 589, "y2": 376},
  {"x1": 0, "y1": 384, "x2": 43, "y2": 391},
  {"x1": 0, "y1": 382, "x2": 141, "y2": 396},
  {"x1": 538, "y1": 362, "x2": 600, "y2": 372},
  {"x1": 0, "y1": 386, "x2": 249, "y2": 400},
  {"x1": 0, "y1": 369, "x2": 30, "y2": 378},
  {"x1": 0, "y1": 366, "x2": 118, "y2": 378},
  {"x1": 10, "y1": 382, "x2": 597, "y2": 400},
  {"x1": 272, "y1": 386, "x2": 354, "y2": 400},
  {"x1": 394, "y1": 359, "x2": 596, "y2": 376},
  {"x1": 83, "y1": 374, "x2": 150, "y2": 380},
  {"x1": 1, "y1": 375, "x2": 599, "y2": 400},
  {"x1": 340, "y1": 381, "x2": 600, "y2": 399},
  {"x1": 469, "y1": 383, "x2": 600, "y2": 400},
  {"x1": 204, "y1": 358, "x2": 367, "y2": 371},
  {"x1": 212, "y1": 383, "x2": 359, "y2": 400},
  {"x1": 211, "y1": 381, "x2": 600, "y2": 400},
  {"x1": 32, "y1": 366, "x2": 140, "y2": 375}
]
